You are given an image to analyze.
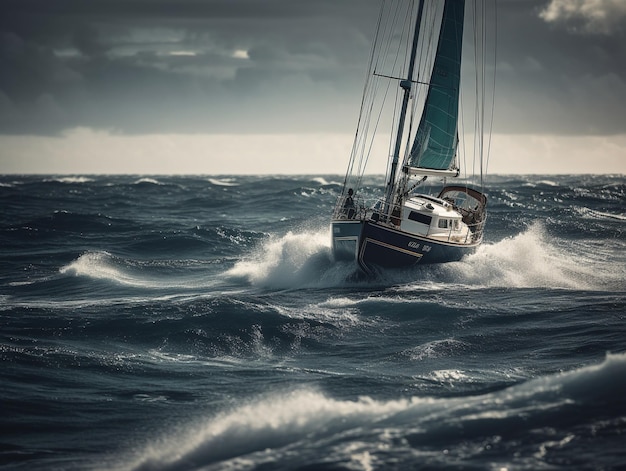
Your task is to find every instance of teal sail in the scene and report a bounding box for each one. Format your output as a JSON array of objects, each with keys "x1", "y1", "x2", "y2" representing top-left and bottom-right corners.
[{"x1": 408, "y1": 0, "x2": 464, "y2": 172}]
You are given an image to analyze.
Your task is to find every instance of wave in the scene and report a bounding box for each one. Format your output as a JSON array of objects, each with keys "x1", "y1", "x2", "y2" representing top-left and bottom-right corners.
[
  {"x1": 402, "y1": 338, "x2": 470, "y2": 361},
  {"x1": 225, "y1": 230, "x2": 354, "y2": 289},
  {"x1": 310, "y1": 176, "x2": 330, "y2": 185},
  {"x1": 536, "y1": 179, "x2": 559, "y2": 187},
  {"x1": 576, "y1": 206, "x2": 626, "y2": 221},
  {"x1": 59, "y1": 251, "x2": 218, "y2": 290},
  {"x1": 309, "y1": 176, "x2": 342, "y2": 186},
  {"x1": 224, "y1": 222, "x2": 618, "y2": 291},
  {"x1": 60, "y1": 251, "x2": 155, "y2": 288},
  {"x1": 46, "y1": 176, "x2": 94, "y2": 184},
  {"x1": 126, "y1": 353, "x2": 626, "y2": 470},
  {"x1": 442, "y1": 222, "x2": 598, "y2": 290},
  {"x1": 208, "y1": 177, "x2": 239, "y2": 187},
  {"x1": 134, "y1": 178, "x2": 162, "y2": 185}
]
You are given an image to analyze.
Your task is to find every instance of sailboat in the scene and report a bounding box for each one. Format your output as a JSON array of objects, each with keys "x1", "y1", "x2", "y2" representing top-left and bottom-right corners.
[{"x1": 331, "y1": 0, "x2": 494, "y2": 274}]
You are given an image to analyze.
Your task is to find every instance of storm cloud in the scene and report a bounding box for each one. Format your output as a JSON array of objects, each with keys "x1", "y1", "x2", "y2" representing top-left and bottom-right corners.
[{"x1": 0, "y1": 0, "x2": 625, "y2": 137}]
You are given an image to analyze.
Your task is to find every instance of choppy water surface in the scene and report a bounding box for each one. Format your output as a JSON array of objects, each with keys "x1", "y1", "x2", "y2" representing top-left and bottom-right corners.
[{"x1": 1, "y1": 174, "x2": 625, "y2": 470}]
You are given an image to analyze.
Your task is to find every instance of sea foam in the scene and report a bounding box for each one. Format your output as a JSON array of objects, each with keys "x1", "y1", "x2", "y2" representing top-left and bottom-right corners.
[
  {"x1": 225, "y1": 222, "x2": 609, "y2": 291},
  {"x1": 225, "y1": 230, "x2": 350, "y2": 289},
  {"x1": 59, "y1": 251, "x2": 218, "y2": 290},
  {"x1": 446, "y1": 222, "x2": 600, "y2": 290},
  {"x1": 127, "y1": 353, "x2": 626, "y2": 471},
  {"x1": 208, "y1": 178, "x2": 239, "y2": 187}
]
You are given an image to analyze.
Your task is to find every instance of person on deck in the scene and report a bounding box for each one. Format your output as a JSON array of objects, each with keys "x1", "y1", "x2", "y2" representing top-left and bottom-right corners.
[{"x1": 343, "y1": 188, "x2": 356, "y2": 219}]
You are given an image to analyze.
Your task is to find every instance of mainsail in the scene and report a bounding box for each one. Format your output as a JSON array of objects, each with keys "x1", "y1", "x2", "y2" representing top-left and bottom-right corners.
[{"x1": 407, "y1": 0, "x2": 465, "y2": 173}]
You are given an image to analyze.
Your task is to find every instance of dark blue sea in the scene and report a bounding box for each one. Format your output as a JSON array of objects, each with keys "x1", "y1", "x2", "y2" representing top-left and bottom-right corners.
[{"x1": 1, "y1": 174, "x2": 625, "y2": 470}]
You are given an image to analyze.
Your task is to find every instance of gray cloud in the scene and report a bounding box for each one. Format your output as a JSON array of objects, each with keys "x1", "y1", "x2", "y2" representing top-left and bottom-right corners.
[
  {"x1": 495, "y1": 0, "x2": 626, "y2": 135},
  {"x1": 0, "y1": 0, "x2": 376, "y2": 135},
  {"x1": 539, "y1": 0, "x2": 626, "y2": 35},
  {"x1": 0, "y1": 0, "x2": 624, "y2": 137}
]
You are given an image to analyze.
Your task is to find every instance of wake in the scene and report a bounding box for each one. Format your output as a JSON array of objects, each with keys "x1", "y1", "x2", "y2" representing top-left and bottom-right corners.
[
  {"x1": 57, "y1": 223, "x2": 621, "y2": 294},
  {"x1": 445, "y1": 222, "x2": 599, "y2": 290},
  {"x1": 225, "y1": 230, "x2": 355, "y2": 290},
  {"x1": 224, "y1": 223, "x2": 618, "y2": 291}
]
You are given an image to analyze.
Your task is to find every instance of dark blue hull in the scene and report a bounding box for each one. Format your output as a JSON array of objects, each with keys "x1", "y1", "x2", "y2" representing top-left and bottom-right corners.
[
  {"x1": 332, "y1": 220, "x2": 479, "y2": 274},
  {"x1": 358, "y1": 221, "x2": 478, "y2": 273}
]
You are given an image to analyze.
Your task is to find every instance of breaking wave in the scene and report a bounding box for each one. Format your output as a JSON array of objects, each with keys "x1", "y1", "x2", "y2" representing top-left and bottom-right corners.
[
  {"x1": 223, "y1": 222, "x2": 618, "y2": 291},
  {"x1": 127, "y1": 353, "x2": 626, "y2": 471}
]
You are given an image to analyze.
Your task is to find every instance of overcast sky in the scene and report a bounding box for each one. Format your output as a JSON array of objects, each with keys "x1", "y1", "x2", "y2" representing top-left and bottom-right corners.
[{"x1": 0, "y1": 0, "x2": 624, "y2": 174}]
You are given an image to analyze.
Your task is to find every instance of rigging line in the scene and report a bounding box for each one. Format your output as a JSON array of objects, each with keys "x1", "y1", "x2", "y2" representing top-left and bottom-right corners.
[
  {"x1": 355, "y1": 0, "x2": 400, "y2": 190},
  {"x1": 372, "y1": 73, "x2": 435, "y2": 88},
  {"x1": 377, "y1": 0, "x2": 413, "y2": 189},
  {"x1": 458, "y1": 0, "x2": 470, "y2": 181},
  {"x1": 389, "y1": 2, "x2": 415, "y2": 160},
  {"x1": 473, "y1": 0, "x2": 483, "y2": 188},
  {"x1": 386, "y1": 0, "x2": 425, "y2": 200},
  {"x1": 355, "y1": 0, "x2": 396, "y2": 189},
  {"x1": 356, "y1": 69, "x2": 377, "y2": 179},
  {"x1": 457, "y1": 0, "x2": 479, "y2": 184},
  {"x1": 406, "y1": 7, "x2": 456, "y2": 179},
  {"x1": 481, "y1": 0, "x2": 488, "y2": 188},
  {"x1": 343, "y1": 0, "x2": 387, "y2": 191},
  {"x1": 459, "y1": 81, "x2": 467, "y2": 180},
  {"x1": 473, "y1": 0, "x2": 479, "y2": 186},
  {"x1": 484, "y1": 0, "x2": 497, "y2": 180},
  {"x1": 403, "y1": 0, "x2": 430, "y2": 175},
  {"x1": 479, "y1": 0, "x2": 494, "y2": 190},
  {"x1": 359, "y1": 2, "x2": 399, "y2": 188},
  {"x1": 356, "y1": 0, "x2": 402, "y2": 188},
  {"x1": 476, "y1": 0, "x2": 491, "y2": 189},
  {"x1": 452, "y1": 0, "x2": 464, "y2": 178},
  {"x1": 474, "y1": 0, "x2": 481, "y2": 188},
  {"x1": 397, "y1": 0, "x2": 423, "y2": 191},
  {"x1": 407, "y1": 0, "x2": 438, "y2": 170}
]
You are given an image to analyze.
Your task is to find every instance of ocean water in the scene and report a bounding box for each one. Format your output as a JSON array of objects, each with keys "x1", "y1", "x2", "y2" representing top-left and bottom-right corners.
[{"x1": 1, "y1": 174, "x2": 625, "y2": 471}]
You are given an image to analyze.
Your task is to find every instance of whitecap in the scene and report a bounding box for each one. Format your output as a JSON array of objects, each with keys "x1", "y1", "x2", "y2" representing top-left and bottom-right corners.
[
  {"x1": 126, "y1": 388, "x2": 413, "y2": 470},
  {"x1": 134, "y1": 177, "x2": 161, "y2": 185},
  {"x1": 536, "y1": 180, "x2": 559, "y2": 187},
  {"x1": 59, "y1": 251, "x2": 221, "y2": 290},
  {"x1": 52, "y1": 176, "x2": 94, "y2": 184},
  {"x1": 125, "y1": 353, "x2": 626, "y2": 471},
  {"x1": 577, "y1": 207, "x2": 626, "y2": 221},
  {"x1": 225, "y1": 230, "x2": 340, "y2": 289},
  {"x1": 444, "y1": 222, "x2": 600, "y2": 290},
  {"x1": 403, "y1": 339, "x2": 469, "y2": 361},
  {"x1": 60, "y1": 251, "x2": 147, "y2": 287},
  {"x1": 311, "y1": 177, "x2": 330, "y2": 185},
  {"x1": 208, "y1": 178, "x2": 239, "y2": 187}
]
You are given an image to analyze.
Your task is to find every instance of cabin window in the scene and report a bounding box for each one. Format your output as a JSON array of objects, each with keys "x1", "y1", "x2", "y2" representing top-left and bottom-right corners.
[
  {"x1": 408, "y1": 211, "x2": 432, "y2": 226},
  {"x1": 438, "y1": 219, "x2": 448, "y2": 229}
]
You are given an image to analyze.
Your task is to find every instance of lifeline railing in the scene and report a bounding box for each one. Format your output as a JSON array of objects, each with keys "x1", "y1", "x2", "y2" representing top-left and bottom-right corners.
[
  {"x1": 332, "y1": 195, "x2": 367, "y2": 220},
  {"x1": 333, "y1": 195, "x2": 486, "y2": 244}
]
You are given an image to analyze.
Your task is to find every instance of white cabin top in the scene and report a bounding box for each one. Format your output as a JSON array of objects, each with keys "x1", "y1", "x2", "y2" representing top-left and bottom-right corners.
[{"x1": 400, "y1": 194, "x2": 466, "y2": 239}]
